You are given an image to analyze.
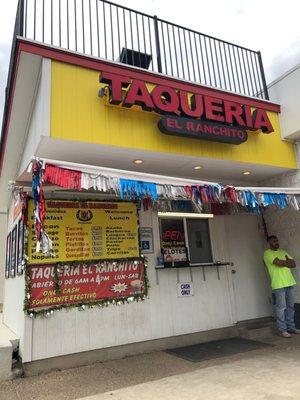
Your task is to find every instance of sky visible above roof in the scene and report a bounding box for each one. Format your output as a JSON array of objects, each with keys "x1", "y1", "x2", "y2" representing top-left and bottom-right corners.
[{"x1": 0, "y1": 0, "x2": 299, "y2": 123}]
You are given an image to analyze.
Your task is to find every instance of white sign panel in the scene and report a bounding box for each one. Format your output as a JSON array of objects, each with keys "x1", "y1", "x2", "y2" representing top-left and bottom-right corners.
[
  {"x1": 140, "y1": 227, "x2": 154, "y2": 254},
  {"x1": 177, "y1": 282, "x2": 194, "y2": 297}
]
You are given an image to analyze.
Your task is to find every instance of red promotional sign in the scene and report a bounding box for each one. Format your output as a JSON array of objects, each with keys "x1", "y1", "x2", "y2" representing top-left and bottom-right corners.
[{"x1": 28, "y1": 260, "x2": 145, "y2": 310}]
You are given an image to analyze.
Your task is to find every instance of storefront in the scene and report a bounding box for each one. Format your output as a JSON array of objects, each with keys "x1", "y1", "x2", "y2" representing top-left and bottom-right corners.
[{"x1": 1, "y1": 0, "x2": 300, "y2": 375}]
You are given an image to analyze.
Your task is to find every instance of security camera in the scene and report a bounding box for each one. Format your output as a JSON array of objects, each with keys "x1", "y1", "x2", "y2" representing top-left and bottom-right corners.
[{"x1": 98, "y1": 87, "x2": 108, "y2": 98}]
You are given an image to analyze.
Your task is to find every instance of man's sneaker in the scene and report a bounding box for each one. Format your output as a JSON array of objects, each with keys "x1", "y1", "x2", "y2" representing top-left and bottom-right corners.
[
  {"x1": 280, "y1": 331, "x2": 292, "y2": 338},
  {"x1": 287, "y1": 329, "x2": 300, "y2": 334}
]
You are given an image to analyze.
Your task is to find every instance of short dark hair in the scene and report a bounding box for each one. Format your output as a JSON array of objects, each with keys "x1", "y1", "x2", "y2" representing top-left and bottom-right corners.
[{"x1": 267, "y1": 235, "x2": 277, "y2": 242}]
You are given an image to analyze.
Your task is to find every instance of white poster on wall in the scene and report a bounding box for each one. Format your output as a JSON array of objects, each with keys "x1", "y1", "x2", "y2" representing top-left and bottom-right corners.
[{"x1": 177, "y1": 282, "x2": 194, "y2": 297}]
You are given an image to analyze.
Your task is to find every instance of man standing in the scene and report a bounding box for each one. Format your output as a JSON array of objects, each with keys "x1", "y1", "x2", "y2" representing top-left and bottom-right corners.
[{"x1": 264, "y1": 235, "x2": 299, "y2": 337}]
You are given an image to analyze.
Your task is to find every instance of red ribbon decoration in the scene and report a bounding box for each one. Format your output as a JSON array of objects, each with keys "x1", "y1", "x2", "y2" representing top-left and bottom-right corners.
[{"x1": 44, "y1": 164, "x2": 82, "y2": 190}]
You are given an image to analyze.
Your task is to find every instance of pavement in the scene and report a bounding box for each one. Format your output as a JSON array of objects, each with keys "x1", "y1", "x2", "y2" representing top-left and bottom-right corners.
[
  {"x1": 0, "y1": 314, "x2": 19, "y2": 380},
  {"x1": 1, "y1": 334, "x2": 300, "y2": 400}
]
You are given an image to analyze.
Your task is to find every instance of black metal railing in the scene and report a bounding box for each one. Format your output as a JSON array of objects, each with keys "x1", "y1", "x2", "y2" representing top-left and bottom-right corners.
[{"x1": 12, "y1": 0, "x2": 270, "y2": 99}]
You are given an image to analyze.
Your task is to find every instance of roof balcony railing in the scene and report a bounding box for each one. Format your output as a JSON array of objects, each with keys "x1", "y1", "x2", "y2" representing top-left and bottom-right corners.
[{"x1": 8, "y1": 0, "x2": 270, "y2": 105}]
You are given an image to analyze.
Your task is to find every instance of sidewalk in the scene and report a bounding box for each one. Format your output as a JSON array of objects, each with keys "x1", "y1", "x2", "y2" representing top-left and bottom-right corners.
[
  {"x1": 0, "y1": 314, "x2": 18, "y2": 381},
  {"x1": 1, "y1": 335, "x2": 300, "y2": 400}
]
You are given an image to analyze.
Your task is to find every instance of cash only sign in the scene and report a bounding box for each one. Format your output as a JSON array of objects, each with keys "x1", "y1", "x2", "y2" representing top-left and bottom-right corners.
[{"x1": 100, "y1": 72, "x2": 274, "y2": 145}]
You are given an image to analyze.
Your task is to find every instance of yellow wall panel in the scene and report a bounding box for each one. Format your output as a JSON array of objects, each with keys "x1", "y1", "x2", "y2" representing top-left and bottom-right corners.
[{"x1": 51, "y1": 61, "x2": 297, "y2": 169}]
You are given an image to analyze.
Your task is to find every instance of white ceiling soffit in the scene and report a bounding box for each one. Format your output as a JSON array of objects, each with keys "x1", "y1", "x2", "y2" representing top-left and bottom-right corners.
[
  {"x1": 0, "y1": 52, "x2": 42, "y2": 210},
  {"x1": 18, "y1": 136, "x2": 297, "y2": 186},
  {"x1": 18, "y1": 156, "x2": 300, "y2": 194}
]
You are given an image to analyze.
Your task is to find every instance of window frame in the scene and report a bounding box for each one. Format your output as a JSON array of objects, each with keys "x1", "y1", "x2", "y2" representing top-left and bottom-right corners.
[
  {"x1": 158, "y1": 215, "x2": 214, "y2": 268},
  {"x1": 184, "y1": 217, "x2": 213, "y2": 266}
]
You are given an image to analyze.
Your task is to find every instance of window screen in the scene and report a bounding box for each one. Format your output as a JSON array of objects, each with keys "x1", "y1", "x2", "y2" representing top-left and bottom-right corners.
[{"x1": 186, "y1": 219, "x2": 213, "y2": 264}]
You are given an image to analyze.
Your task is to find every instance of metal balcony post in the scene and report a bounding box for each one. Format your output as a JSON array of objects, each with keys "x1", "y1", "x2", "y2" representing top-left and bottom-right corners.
[
  {"x1": 257, "y1": 51, "x2": 269, "y2": 100},
  {"x1": 17, "y1": 0, "x2": 25, "y2": 36},
  {"x1": 153, "y1": 15, "x2": 162, "y2": 73}
]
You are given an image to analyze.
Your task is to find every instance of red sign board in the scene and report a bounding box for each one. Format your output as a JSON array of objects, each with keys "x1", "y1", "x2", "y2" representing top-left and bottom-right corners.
[
  {"x1": 28, "y1": 261, "x2": 145, "y2": 310},
  {"x1": 158, "y1": 116, "x2": 248, "y2": 144}
]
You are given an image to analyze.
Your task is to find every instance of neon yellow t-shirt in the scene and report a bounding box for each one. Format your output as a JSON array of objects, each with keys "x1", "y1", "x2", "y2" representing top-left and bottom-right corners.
[{"x1": 263, "y1": 249, "x2": 296, "y2": 290}]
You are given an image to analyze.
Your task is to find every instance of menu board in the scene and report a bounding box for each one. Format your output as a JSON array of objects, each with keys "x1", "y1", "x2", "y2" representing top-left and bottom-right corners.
[
  {"x1": 27, "y1": 200, "x2": 139, "y2": 264},
  {"x1": 160, "y1": 218, "x2": 189, "y2": 268}
]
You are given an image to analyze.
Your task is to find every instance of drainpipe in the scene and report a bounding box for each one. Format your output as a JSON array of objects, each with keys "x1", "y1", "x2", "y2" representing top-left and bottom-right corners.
[{"x1": 295, "y1": 141, "x2": 300, "y2": 169}]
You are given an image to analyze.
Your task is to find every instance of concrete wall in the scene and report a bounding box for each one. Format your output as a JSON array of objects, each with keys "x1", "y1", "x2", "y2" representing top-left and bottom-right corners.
[
  {"x1": 268, "y1": 64, "x2": 300, "y2": 140},
  {"x1": 1, "y1": 57, "x2": 51, "y2": 346},
  {"x1": 262, "y1": 169, "x2": 300, "y2": 302},
  {"x1": 0, "y1": 58, "x2": 50, "y2": 308},
  {"x1": 2, "y1": 201, "x2": 25, "y2": 346},
  {"x1": 1, "y1": 198, "x2": 272, "y2": 363},
  {"x1": 24, "y1": 212, "x2": 235, "y2": 362},
  {"x1": 266, "y1": 63, "x2": 300, "y2": 300},
  {"x1": 17, "y1": 210, "x2": 270, "y2": 364},
  {"x1": 1, "y1": 197, "x2": 33, "y2": 362}
]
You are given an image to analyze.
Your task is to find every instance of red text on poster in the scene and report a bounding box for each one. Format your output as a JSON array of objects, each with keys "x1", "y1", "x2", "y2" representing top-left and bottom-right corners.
[{"x1": 28, "y1": 260, "x2": 145, "y2": 309}]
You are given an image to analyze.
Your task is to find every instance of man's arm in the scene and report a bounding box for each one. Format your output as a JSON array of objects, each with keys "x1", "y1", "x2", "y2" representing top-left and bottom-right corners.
[{"x1": 273, "y1": 256, "x2": 296, "y2": 269}]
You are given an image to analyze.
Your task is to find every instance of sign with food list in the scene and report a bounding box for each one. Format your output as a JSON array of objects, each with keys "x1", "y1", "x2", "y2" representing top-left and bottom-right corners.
[{"x1": 27, "y1": 200, "x2": 139, "y2": 264}]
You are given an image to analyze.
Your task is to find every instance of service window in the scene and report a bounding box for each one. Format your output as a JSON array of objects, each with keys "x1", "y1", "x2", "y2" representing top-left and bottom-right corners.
[
  {"x1": 186, "y1": 219, "x2": 213, "y2": 265},
  {"x1": 160, "y1": 218, "x2": 189, "y2": 268},
  {"x1": 159, "y1": 217, "x2": 213, "y2": 268}
]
